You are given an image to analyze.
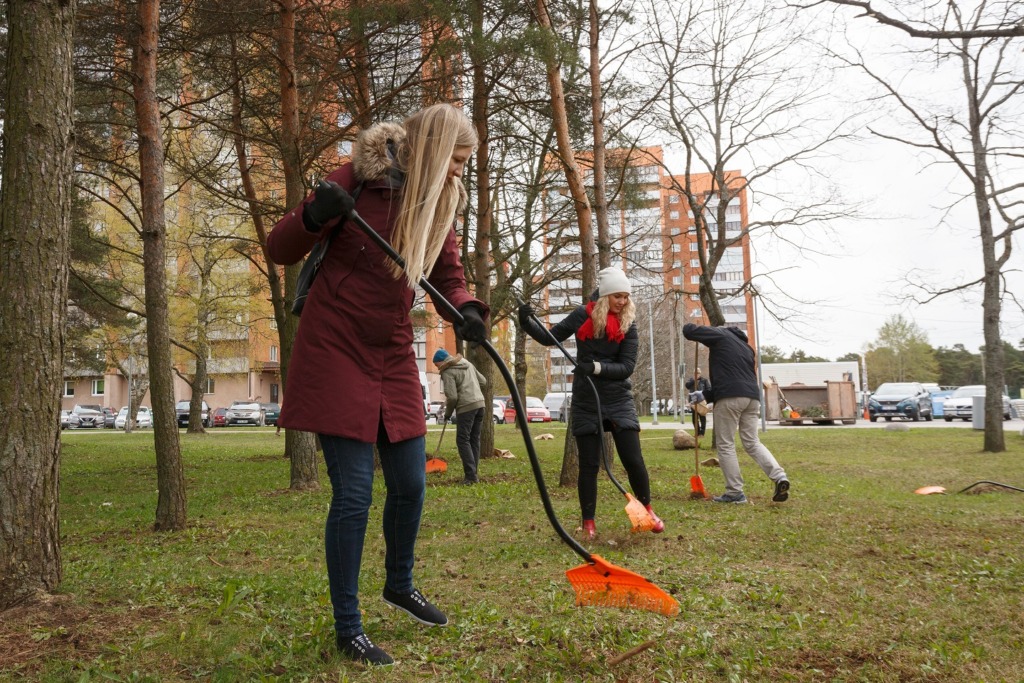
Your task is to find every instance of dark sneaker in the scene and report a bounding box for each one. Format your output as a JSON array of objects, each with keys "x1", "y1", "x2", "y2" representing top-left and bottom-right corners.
[
  {"x1": 382, "y1": 587, "x2": 449, "y2": 627},
  {"x1": 336, "y1": 632, "x2": 394, "y2": 666},
  {"x1": 773, "y1": 479, "x2": 790, "y2": 502},
  {"x1": 712, "y1": 492, "x2": 748, "y2": 504}
]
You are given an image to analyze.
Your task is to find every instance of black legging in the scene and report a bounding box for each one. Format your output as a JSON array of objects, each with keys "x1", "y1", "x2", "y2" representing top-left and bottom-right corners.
[{"x1": 574, "y1": 427, "x2": 651, "y2": 520}]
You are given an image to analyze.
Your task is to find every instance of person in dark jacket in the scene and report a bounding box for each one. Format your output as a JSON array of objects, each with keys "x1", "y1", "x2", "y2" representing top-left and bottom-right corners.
[
  {"x1": 267, "y1": 103, "x2": 488, "y2": 666},
  {"x1": 434, "y1": 348, "x2": 487, "y2": 484},
  {"x1": 683, "y1": 323, "x2": 789, "y2": 504},
  {"x1": 685, "y1": 368, "x2": 711, "y2": 436},
  {"x1": 518, "y1": 267, "x2": 664, "y2": 538}
]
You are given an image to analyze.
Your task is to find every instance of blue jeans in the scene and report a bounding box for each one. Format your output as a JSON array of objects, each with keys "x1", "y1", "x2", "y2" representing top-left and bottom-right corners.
[{"x1": 320, "y1": 427, "x2": 426, "y2": 637}]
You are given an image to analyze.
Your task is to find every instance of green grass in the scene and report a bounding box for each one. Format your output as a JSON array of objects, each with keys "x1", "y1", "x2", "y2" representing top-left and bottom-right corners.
[{"x1": 3, "y1": 426, "x2": 1023, "y2": 681}]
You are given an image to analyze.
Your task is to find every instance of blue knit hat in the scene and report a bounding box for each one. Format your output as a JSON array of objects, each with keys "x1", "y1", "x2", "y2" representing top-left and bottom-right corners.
[{"x1": 432, "y1": 348, "x2": 450, "y2": 365}]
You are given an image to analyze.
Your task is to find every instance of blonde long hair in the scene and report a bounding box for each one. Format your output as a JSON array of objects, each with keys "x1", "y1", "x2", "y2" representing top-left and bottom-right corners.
[
  {"x1": 389, "y1": 103, "x2": 478, "y2": 286},
  {"x1": 591, "y1": 295, "x2": 636, "y2": 338}
]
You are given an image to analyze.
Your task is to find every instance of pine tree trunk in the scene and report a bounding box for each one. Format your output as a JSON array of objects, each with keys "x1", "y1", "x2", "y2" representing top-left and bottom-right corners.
[
  {"x1": 277, "y1": 0, "x2": 319, "y2": 489},
  {"x1": 0, "y1": 0, "x2": 76, "y2": 609},
  {"x1": 469, "y1": 4, "x2": 495, "y2": 464},
  {"x1": 133, "y1": 0, "x2": 187, "y2": 531}
]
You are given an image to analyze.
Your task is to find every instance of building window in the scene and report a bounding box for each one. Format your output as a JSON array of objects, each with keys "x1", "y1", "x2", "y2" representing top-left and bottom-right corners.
[
  {"x1": 205, "y1": 377, "x2": 216, "y2": 394},
  {"x1": 690, "y1": 259, "x2": 700, "y2": 268},
  {"x1": 670, "y1": 211, "x2": 679, "y2": 220},
  {"x1": 689, "y1": 242, "x2": 698, "y2": 251},
  {"x1": 669, "y1": 194, "x2": 679, "y2": 204},
  {"x1": 270, "y1": 345, "x2": 278, "y2": 362},
  {"x1": 691, "y1": 308, "x2": 703, "y2": 317},
  {"x1": 672, "y1": 243, "x2": 681, "y2": 252},
  {"x1": 672, "y1": 276, "x2": 681, "y2": 285},
  {"x1": 92, "y1": 379, "x2": 105, "y2": 396},
  {"x1": 690, "y1": 275, "x2": 700, "y2": 284},
  {"x1": 64, "y1": 381, "x2": 75, "y2": 397},
  {"x1": 690, "y1": 294, "x2": 700, "y2": 301},
  {"x1": 270, "y1": 383, "x2": 279, "y2": 403}
]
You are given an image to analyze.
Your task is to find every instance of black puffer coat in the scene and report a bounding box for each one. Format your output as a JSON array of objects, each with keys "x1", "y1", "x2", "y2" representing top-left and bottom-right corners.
[{"x1": 521, "y1": 305, "x2": 640, "y2": 436}]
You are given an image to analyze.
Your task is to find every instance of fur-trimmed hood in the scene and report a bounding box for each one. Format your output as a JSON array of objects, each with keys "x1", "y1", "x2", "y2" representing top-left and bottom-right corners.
[
  {"x1": 352, "y1": 122, "x2": 406, "y2": 183},
  {"x1": 350, "y1": 121, "x2": 468, "y2": 211}
]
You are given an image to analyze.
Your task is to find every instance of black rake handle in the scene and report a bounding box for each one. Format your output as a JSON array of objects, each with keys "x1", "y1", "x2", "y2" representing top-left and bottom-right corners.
[{"x1": 346, "y1": 209, "x2": 591, "y2": 562}]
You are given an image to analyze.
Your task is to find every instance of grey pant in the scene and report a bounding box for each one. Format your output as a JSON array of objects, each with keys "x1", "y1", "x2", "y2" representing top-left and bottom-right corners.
[
  {"x1": 455, "y1": 407, "x2": 484, "y2": 482},
  {"x1": 713, "y1": 396, "x2": 786, "y2": 495}
]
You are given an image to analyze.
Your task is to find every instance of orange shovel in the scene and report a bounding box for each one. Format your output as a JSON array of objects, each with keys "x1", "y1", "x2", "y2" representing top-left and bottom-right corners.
[
  {"x1": 690, "y1": 409, "x2": 709, "y2": 499},
  {"x1": 426, "y1": 418, "x2": 449, "y2": 474}
]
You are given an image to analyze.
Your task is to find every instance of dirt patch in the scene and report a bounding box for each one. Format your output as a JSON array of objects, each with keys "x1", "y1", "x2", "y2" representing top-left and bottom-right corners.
[{"x1": 0, "y1": 594, "x2": 172, "y2": 676}]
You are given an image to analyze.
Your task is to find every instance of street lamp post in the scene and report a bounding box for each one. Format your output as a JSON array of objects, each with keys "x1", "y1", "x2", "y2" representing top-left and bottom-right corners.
[
  {"x1": 647, "y1": 298, "x2": 658, "y2": 425},
  {"x1": 751, "y1": 286, "x2": 767, "y2": 433}
]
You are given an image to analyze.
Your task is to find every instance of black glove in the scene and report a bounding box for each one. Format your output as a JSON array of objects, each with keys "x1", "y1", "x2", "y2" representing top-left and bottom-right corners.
[
  {"x1": 456, "y1": 304, "x2": 487, "y2": 344},
  {"x1": 573, "y1": 361, "x2": 595, "y2": 377},
  {"x1": 303, "y1": 180, "x2": 355, "y2": 230},
  {"x1": 517, "y1": 303, "x2": 534, "y2": 327}
]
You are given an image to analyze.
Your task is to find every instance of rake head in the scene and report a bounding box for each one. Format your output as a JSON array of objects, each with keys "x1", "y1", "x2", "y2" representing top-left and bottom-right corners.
[
  {"x1": 565, "y1": 554, "x2": 679, "y2": 617},
  {"x1": 425, "y1": 458, "x2": 448, "y2": 474},
  {"x1": 624, "y1": 494, "x2": 656, "y2": 533}
]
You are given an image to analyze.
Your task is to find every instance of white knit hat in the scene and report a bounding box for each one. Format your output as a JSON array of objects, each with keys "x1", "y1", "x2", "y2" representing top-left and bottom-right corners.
[{"x1": 598, "y1": 267, "x2": 632, "y2": 297}]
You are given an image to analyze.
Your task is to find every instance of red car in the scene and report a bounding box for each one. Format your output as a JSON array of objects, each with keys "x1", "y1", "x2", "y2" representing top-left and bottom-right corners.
[
  {"x1": 212, "y1": 407, "x2": 228, "y2": 427},
  {"x1": 503, "y1": 396, "x2": 551, "y2": 424}
]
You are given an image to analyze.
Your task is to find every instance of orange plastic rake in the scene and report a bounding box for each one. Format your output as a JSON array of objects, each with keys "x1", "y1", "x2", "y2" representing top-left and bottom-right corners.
[
  {"x1": 344, "y1": 203, "x2": 678, "y2": 617},
  {"x1": 566, "y1": 554, "x2": 680, "y2": 616}
]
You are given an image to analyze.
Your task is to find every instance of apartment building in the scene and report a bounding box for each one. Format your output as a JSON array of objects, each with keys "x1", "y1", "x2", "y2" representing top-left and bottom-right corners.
[{"x1": 538, "y1": 146, "x2": 755, "y2": 395}]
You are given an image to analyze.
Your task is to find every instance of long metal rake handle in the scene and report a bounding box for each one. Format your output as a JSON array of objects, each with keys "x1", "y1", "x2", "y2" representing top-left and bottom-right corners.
[
  {"x1": 345, "y1": 208, "x2": 590, "y2": 562},
  {"x1": 518, "y1": 300, "x2": 629, "y2": 498}
]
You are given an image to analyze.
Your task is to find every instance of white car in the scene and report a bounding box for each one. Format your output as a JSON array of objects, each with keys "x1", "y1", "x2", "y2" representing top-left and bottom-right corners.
[
  {"x1": 942, "y1": 385, "x2": 1011, "y2": 422},
  {"x1": 227, "y1": 401, "x2": 265, "y2": 426},
  {"x1": 115, "y1": 405, "x2": 153, "y2": 429}
]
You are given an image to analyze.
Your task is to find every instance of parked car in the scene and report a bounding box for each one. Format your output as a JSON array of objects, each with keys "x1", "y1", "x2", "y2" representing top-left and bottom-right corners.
[
  {"x1": 61, "y1": 410, "x2": 81, "y2": 430},
  {"x1": 211, "y1": 407, "x2": 228, "y2": 427},
  {"x1": 114, "y1": 405, "x2": 153, "y2": 429},
  {"x1": 543, "y1": 392, "x2": 571, "y2": 422},
  {"x1": 100, "y1": 406, "x2": 116, "y2": 428},
  {"x1": 260, "y1": 403, "x2": 281, "y2": 426},
  {"x1": 72, "y1": 404, "x2": 105, "y2": 429},
  {"x1": 176, "y1": 400, "x2": 211, "y2": 428},
  {"x1": 503, "y1": 396, "x2": 551, "y2": 423},
  {"x1": 867, "y1": 382, "x2": 933, "y2": 422},
  {"x1": 492, "y1": 398, "x2": 506, "y2": 424},
  {"x1": 227, "y1": 401, "x2": 265, "y2": 426},
  {"x1": 942, "y1": 385, "x2": 1011, "y2": 422}
]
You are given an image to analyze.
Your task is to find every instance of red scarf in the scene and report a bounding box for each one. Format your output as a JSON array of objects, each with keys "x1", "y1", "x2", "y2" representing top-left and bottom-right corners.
[{"x1": 576, "y1": 301, "x2": 624, "y2": 343}]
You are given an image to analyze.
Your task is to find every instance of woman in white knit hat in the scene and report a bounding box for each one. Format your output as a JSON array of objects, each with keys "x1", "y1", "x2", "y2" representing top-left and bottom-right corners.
[{"x1": 517, "y1": 267, "x2": 664, "y2": 538}]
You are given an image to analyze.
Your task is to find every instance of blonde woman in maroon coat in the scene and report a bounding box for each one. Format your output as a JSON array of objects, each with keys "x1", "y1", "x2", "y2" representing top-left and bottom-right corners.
[{"x1": 268, "y1": 104, "x2": 487, "y2": 666}]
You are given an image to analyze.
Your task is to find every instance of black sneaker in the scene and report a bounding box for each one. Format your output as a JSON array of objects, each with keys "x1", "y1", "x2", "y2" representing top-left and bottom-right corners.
[
  {"x1": 336, "y1": 632, "x2": 393, "y2": 666},
  {"x1": 382, "y1": 587, "x2": 449, "y2": 626},
  {"x1": 773, "y1": 479, "x2": 790, "y2": 502}
]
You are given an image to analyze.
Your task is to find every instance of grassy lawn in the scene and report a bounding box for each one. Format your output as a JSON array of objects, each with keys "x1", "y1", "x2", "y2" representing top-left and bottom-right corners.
[{"x1": 2, "y1": 426, "x2": 1023, "y2": 682}]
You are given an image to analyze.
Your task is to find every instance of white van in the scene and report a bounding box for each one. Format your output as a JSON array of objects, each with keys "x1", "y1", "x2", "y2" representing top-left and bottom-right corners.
[
  {"x1": 543, "y1": 392, "x2": 571, "y2": 422},
  {"x1": 419, "y1": 371, "x2": 431, "y2": 418}
]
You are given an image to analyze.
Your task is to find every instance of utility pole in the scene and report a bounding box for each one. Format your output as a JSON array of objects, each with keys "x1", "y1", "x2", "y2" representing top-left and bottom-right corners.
[{"x1": 647, "y1": 298, "x2": 658, "y2": 425}]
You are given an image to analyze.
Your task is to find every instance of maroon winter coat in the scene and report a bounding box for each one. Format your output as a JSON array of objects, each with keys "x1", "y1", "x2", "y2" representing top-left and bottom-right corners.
[{"x1": 267, "y1": 122, "x2": 487, "y2": 443}]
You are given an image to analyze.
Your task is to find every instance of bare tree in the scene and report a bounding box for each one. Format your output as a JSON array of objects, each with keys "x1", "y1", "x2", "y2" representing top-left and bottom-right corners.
[
  {"x1": 803, "y1": 0, "x2": 1024, "y2": 39},
  {"x1": 641, "y1": 0, "x2": 855, "y2": 326},
  {"x1": 831, "y1": 1, "x2": 1024, "y2": 451},
  {"x1": 0, "y1": 0, "x2": 77, "y2": 609}
]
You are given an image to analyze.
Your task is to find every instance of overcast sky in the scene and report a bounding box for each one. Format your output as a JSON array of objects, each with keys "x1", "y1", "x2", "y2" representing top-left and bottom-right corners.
[{"x1": 730, "y1": 5, "x2": 1023, "y2": 361}]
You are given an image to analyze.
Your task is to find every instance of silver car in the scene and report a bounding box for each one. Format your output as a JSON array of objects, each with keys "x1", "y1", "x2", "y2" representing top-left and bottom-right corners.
[
  {"x1": 942, "y1": 385, "x2": 1011, "y2": 421},
  {"x1": 227, "y1": 401, "x2": 265, "y2": 426}
]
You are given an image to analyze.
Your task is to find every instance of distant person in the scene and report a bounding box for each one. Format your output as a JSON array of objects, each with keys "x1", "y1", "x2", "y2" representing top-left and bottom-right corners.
[
  {"x1": 267, "y1": 103, "x2": 487, "y2": 665},
  {"x1": 433, "y1": 348, "x2": 487, "y2": 484},
  {"x1": 685, "y1": 368, "x2": 711, "y2": 436},
  {"x1": 518, "y1": 267, "x2": 665, "y2": 538},
  {"x1": 683, "y1": 323, "x2": 789, "y2": 504}
]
